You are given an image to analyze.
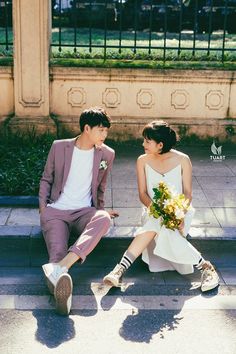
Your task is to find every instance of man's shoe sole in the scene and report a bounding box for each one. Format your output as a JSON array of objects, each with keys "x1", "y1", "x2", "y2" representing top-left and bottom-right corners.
[{"x1": 54, "y1": 274, "x2": 73, "y2": 316}]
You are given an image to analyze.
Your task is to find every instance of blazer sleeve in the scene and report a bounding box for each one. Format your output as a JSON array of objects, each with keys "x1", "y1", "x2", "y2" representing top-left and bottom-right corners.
[
  {"x1": 38, "y1": 142, "x2": 55, "y2": 209},
  {"x1": 97, "y1": 150, "x2": 115, "y2": 210}
]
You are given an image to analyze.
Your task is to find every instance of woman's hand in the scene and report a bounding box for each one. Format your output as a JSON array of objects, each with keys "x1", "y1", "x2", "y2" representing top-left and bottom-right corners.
[{"x1": 178, "y1": 220, "x2": 185, "y2": 235}]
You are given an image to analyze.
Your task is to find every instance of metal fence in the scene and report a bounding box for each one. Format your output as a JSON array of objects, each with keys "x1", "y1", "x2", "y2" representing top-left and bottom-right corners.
[
  {"x1": 51, "y1": 0, "x2": 236, "y2": 62},
  {"x1": 0, "y1": 0, "x2": 13, "y2": 53},
  {"x1": 0, "y1": 0, "x2": 236, "y2": 61}
]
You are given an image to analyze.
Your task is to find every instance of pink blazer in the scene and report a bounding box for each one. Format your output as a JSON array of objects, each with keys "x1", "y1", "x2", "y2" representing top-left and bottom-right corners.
[{"x1": 39, "y1": 138, "x2": 115, "y2": 210}]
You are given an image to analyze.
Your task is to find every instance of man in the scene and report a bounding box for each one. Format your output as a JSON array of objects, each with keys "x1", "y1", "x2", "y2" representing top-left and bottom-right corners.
[{"x1": 39, "y1": 107, "x2": 118, "y2": 315}]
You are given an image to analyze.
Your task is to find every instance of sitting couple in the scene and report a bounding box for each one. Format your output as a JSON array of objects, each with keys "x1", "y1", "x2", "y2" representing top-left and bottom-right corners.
[{"x1": 40, "y1": 106, "x2": 219, "y2": 316}]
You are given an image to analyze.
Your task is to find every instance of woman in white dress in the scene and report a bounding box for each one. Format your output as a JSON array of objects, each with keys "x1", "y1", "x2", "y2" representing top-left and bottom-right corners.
[{"x1": 103, "y1": 120, "x2": 219, "y2": 292}]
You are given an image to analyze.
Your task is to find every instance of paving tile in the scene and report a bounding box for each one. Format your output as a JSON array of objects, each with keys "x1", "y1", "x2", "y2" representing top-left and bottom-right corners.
[
  {"x1": 0, "y1": 208, "x2": 11, "y2": 225},
  {"x1": 192, "y1": 177, "x2": 201, "y2": 190},
  {"x1": 109, "y1": 226, "x2": 137, "y2": 238},
  {"x1": 191, "y1": 208, "x2": 221, "y2": 227},
  {"x1": 192, "y1": 190, "x2": 209, "y2": 207},
  {"x1": 224, "y1": 159, "x2": 236, "y2": 175},
  {"x1": 192, "y1": 164, "x2": 234, "y2": 177},
  {"x1": 189, "y1": 226, "x2": 236, "y2": 240},
  {"x1": 0, "y1": 225, "x2": 32, "y2": 236},
  {"x1": 106, "y1": 173, "x2": 112, "y2": 189},
  {"x1": 204, "y1": 190, "x2": 236, "y2": 207},
  {"x1": 196, "y1": 176, "x2": 236, "y2": 190},
  {"x1": 114, "y1": 208, "x2": 142, "y2": 226},
  {"x1": 112, "y1": 189, "x2": 141, "y2": 208},
  {"x1": 104, "y1": 189, "x2": 112, "y2": 208},
  {"x1": 112, "y1": 175, "x2": 138, "y2": 189},
  {"x1": 212, "y1": 208, "x2": 236, "y2": 227},
  {"x1": 7, "y1": 208, "x2": 40, "y2": 226}
]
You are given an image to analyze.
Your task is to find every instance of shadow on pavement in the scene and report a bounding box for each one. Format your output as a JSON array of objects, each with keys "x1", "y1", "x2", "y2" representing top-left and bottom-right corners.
[
  {"x1": 119, "y1": 309, "x2": 183, "y2": 343},
  {"x1": 32, "y1": 309, "x2": 76, "y2": 348},
  {"x1": 99, "y1": 277, "x2": 219, "y2": 343}
]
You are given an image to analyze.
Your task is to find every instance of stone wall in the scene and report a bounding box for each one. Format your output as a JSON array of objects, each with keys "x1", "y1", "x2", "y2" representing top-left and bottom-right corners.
[
  {"x1": 1, "y1": 64, "x2": 236, "y2": 141},
  {"x1": 0, "y1": 0, "x2": 236, "y2": 141},
  {"x1": 50, "y1": 66, "x2": 236, "y2": 141}
]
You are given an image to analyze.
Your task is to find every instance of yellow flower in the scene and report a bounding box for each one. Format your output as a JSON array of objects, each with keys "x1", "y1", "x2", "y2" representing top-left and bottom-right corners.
[{"x1": 150, "y1": 181, "x2": 190, "y2": 232}]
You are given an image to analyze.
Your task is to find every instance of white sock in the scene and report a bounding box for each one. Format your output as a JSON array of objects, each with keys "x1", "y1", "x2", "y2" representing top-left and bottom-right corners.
[
  {"x1": 195, "y1": 257, "x2": 205, "y2": 271},
  {"x1": 119, "y1": 251, "x2": 136, "y2": 270}
]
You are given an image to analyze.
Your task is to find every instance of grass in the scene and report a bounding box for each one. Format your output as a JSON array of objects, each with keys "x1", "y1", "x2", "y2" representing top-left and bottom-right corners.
[
  {"x1": 50, "y1": 27, "x2": 236, "y2": 62},
  {"x1": 1, "y1": 26, "x2": 236, "y2": 69}
]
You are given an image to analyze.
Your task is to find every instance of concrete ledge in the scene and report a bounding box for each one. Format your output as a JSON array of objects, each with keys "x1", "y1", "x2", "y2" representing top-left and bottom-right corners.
[
  {"x1": 1, "y1": 225, "x2": 236, "y2": 267},
  {"x1": 0, "y1": 196, "x2": 38, "y2": 207}
]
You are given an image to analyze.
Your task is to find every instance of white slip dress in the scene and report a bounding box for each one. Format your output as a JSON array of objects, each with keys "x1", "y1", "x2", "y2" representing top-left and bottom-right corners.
[{"x1": 138, "y1": 163, "x2": 201, "y2": 275}]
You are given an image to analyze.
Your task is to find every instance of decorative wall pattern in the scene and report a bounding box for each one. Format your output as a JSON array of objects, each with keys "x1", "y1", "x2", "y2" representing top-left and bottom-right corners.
[
  {"x1": 68, "y1": 87, "x2": 86, "y2": 107},
  {"x1": 171, "y1": 89, "x2": 190, "y2": 110},
  {"x1": 102, "y1": 88, "x2": 121, "y2": 108},
  {"x1": 136, "y1": 89, "x2": 154, "y2": 109},
  {"x1": 205, "y1": 90, "x2": 224, "y2": 110}
]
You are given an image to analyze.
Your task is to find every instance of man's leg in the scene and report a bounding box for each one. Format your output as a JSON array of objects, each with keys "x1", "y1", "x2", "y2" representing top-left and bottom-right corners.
[
  {"x1": 43, "y1": 218, "x2": 70, "y2": 263},
  {"x1": 58, "y1": 208, "x2": 111, "y2": 269},
  {"x1": 41, "y1": 209, "x2": 73, "y2": 316}
]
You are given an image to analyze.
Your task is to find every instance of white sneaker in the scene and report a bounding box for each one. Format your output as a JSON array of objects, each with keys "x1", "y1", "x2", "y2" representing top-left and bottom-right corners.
[
  {"x1": 42, "y1": 263, "x2": 68, "y2": 287},
  {"x1": 54, "y1": 273, "x2": 73, "y2": 316},
  {"x1": 201, "y1": 268, "x2": 220, "y2": 292},
  {"x1": 103, "y1": 264, "x2": 126, "y2": 287}
]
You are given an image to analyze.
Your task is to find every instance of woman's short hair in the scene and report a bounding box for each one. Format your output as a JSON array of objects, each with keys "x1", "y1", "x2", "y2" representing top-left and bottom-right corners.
[
  {"x1": 142, "y1": 120, "x2": 179, "y2": 153},
  {"x1": 79, "y1": 107, "x2": 111, "y2": 132}
]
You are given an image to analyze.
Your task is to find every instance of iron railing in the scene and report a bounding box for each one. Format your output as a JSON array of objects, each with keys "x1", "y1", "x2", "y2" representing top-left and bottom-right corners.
[
  {"x1": 0, "y1": 0, "x2": 13, "y2": 53},
  {"x1": 51, "y1": 0, "x2": 236, "y2": 62}
]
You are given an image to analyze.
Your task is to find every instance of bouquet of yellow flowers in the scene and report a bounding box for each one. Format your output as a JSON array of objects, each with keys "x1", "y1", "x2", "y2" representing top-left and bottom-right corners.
[{"x1": 149, "y1": 181, "x2": 190, "y2": 231}]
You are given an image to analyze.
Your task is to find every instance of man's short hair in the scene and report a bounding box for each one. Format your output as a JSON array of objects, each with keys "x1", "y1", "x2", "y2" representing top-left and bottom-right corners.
[{"x1": 79, "y1": 107, "x2": 111, "y2": 132}]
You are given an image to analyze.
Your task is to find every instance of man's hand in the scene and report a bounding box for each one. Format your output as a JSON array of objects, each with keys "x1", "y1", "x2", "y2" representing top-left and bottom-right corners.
[
  {"x1": 39, "y1": 206, "x2": 46, "y2": 214},
  {"x1": 108, "y1": 210, "x2": 119, "y2": 219}
]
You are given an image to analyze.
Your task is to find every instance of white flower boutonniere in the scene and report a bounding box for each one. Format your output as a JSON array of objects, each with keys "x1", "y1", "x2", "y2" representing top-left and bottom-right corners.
[{"x1": 99, "y1": 160, "x2": 108, "y2": 170}]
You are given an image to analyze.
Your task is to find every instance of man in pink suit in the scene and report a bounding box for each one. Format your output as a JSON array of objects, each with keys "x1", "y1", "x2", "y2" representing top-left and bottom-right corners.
[{"x1": 39, "y1": 107, "x2": 118, "y2": 315}]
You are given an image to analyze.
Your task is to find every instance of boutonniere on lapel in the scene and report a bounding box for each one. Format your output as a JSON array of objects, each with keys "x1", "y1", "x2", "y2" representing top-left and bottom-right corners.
[{"x1": 99, "y1": 160, "x2": 108, "y2": 170}]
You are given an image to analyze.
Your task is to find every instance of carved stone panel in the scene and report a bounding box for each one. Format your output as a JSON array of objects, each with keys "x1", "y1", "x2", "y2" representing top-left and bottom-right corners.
[
  {"x1": 102, "y1": 88, "x2": 121, "y2": 108},
  {"x1": 171, "y1": 89, "x2": 190, "y2": 110},
  {"x1": 68, "y1": 87, "x2": 86, "y2": 107},
  {"x1": 205, "y1": 90, "x2": 224, "y2": 110},
  {"x1": 137, "y1": 89, "x2": 154, "y2": 109}
]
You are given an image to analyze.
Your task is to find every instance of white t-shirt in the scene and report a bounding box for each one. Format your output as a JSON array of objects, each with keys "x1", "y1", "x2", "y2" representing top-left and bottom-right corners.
[{"x1": 50, "y1": 146, "x2": 94, "y2": 210}]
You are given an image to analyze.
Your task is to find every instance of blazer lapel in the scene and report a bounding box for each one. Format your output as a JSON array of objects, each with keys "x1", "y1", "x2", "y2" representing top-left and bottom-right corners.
[
  {"x1": 92, "y1": 146, "x2": 102, "y2": 205},
  {"x1": 62, "y1": 139, "x2": 76, "y2": 189}
]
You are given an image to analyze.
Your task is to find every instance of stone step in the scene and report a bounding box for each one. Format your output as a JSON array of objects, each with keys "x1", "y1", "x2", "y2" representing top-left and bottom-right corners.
[{"x1": 1, "y1": 225, "x2": 236, "y2": 267}]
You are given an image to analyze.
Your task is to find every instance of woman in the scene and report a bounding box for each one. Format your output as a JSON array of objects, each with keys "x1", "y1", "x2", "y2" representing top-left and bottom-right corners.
[{"x1": 103, "y1": 120, "x2": 219, "y2": 292}]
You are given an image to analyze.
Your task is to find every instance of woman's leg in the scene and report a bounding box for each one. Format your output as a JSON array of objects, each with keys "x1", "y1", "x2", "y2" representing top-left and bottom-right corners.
[
  {"x1": 103, "y1": 231, "x2": 157, "y2": 286},
  {"x1": 127, "y1": 231, "x2": 157, "y2": 258}
]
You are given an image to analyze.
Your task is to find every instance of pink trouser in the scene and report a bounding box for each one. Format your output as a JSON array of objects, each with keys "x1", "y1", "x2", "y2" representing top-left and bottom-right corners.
[{"x1": 40, "y1": 206, "x2": 111, "y2": 263}]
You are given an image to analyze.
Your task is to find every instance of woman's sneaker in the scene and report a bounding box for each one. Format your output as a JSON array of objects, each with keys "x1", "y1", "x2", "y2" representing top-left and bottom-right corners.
[
  {"x1": 103, "y1": 264, "x2": 126, "y2": 287},
  {"x1": 201, "y1": 267, "x2": 220, "y2": 292}
]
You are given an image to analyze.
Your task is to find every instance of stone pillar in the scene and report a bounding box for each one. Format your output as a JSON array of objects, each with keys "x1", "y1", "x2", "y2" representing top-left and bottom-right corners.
[{"x1": 10, "y1": 0, "x2": 55, "y2": 133}]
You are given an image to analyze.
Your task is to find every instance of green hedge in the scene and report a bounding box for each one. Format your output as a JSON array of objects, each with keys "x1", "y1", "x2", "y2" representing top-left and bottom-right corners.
[{"x1": 0, "y1": 131, "x2": 234, "y2": 196}]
